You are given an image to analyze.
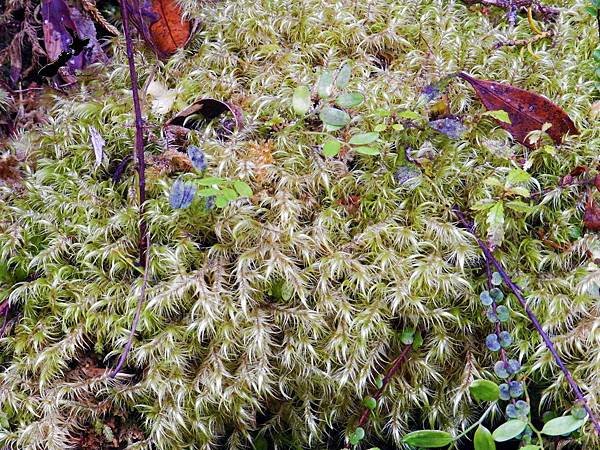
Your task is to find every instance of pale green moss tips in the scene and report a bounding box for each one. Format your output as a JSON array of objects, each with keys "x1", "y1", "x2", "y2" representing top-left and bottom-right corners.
[{"x1": 0, "y1": 1, "x2": 599, "y2": 449}]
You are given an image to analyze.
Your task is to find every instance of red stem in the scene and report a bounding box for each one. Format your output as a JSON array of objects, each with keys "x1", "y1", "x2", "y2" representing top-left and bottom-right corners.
[
  {"x1": 453, "y1": 206, "x2": 600, "y2": 434},
  {"x1": 343, "y1": 345, "x2": 412, "y2": 448},
  {"x1": 110, "y1": 0, "x2": 149, "y2": 378}
]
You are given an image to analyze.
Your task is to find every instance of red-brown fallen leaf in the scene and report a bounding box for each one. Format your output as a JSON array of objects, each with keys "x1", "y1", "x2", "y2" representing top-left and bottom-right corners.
[
  {"x1": 584, "y1": 196, "x2": 600, "y2": 231},
  {"x1": 126, "y1": 0, "x2": 193, "y2": 59},
  {"x1": 458, "y1": 72, "x2": 578, "y2": 148},
  {"x1": 149, "y1": 0, "x2": 192, "y2": 56}
]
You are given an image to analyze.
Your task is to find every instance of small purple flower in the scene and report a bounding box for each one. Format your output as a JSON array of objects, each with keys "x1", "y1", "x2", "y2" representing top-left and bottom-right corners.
[
  {"x1": 187, "y1": 145, "x2": 207, "y2": 171},
  {"x1": 421, "y1": 83, "x2": 441, "y2": 102},
  {"x1": 428, "y1": 117, "x2": 467, "y2": 139},
  {"x1": 507, "y1": 359, "x2": 521, "y2": 375},
  {"x1": 170, "y1": 179, "x2": 196, "y2": 209},
  {"x1": 486, "y1": 334, "x2": 501, "y2": 352},
  {"x1": 498, "y1": 331, "x2": 512, "y2": 348},
  {"x1": 499, "y1": 383, "x2": 510, "y2": 401},
  {"x1": 494, "y1": 361, "x2": 510, "y2": 379},
  {"x1": 509, "y1": 381, "x2": 523, "y2": 398}
]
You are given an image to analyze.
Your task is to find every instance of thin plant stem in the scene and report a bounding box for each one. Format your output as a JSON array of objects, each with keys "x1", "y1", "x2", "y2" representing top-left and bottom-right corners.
[
  {"x1": 343, "y1": 345, "x2": 412, "y2": 448},
  {"x1": 110, "y1": 0, "x2": 150, "y2": 378},
  {"x1": 454, "y1": 403, "x2": 495, "y2": 441},
  {"x1": 453, "y1": 206, "x2": 600, "y2": 435},
  {"x1": 110, "y1": 235, "x2": 150, "y2": 378}
]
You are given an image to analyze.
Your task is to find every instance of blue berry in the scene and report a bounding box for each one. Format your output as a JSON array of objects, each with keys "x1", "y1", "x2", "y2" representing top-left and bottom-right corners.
[
  {"x1": 486, "y1": 334, "x2": 501, "y2": 352},
  {"x1": 499, "y1": 383, "x2": 510, "y2": 401},
  {"x1": 498, "y1": 331, "x2": 512, "y2": 348},
  {"x1": 509, "y1": 381, "x2": 523, "y2": 398},
  {"x1": 507, "y1": 359, "x2": 521, "y2": 375},
  {"x1": 496, "y1": 305, "x2": 510, "y2": 322},
  {"x1": 494, "y1": 361, "x2": 509, "y2": 379},
  {"x1": 490, "y1": 288, "x2": 504, "y2": 302},
  {"x1": 480, "y1": 290, "x2": 493, "y2": 306},
  {"x1": 491, "y1": 272, "x2": 503, "y2": 286},
  {"x1": 516, "y1": 400, "x2": 530, "y2": 417},
  {"x1": 506, "y1": 403, "x2": 518, "y2": 418},
  {"x1": 486, "y1": 308, "x2": 499, "y2": 323}
]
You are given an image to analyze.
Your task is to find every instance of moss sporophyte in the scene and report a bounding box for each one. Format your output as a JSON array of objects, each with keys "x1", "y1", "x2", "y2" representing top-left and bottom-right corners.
[{"x1": 1, "y1": 0, "x2": 600, "y2": 449}]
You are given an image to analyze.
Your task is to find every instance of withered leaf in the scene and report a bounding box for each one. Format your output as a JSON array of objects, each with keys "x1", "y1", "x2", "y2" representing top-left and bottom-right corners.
[
  {"x1": 584, "y1": 198, "x2": 600, "y2": 231},
  {"x1": 41, "y1": 0, "x2": 107, "y2": 82},
  {"x1": 127, "y1": 0, "x2": 194, "y2": 59},
  {"x1": 458, "y1": 72, "x2": 578, "y2": 148},
  {"x1": 166, "y1": 98, "x2": 244, "y2": 139}
]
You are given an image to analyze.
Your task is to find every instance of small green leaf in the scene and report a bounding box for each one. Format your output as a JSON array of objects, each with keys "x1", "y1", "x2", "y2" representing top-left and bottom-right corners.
[
  {"x1": 486, "y1": 201, "x2": 505, "y2": 247},
  {"x1": 292, "y1": 86, "x2": 311, "y2": 115},
  {"x1": 474, "y1": 425, "x2": 496, "y2": 450},
  {"x1": 374, "y1": 124, "x2": 387, "y2": 132},
  {"x1": 492, "y1": 420, "x2": 527, "y2": 442},
  {"x1": 398, "y1": 110, "x2": 421, "y2": 120},
  {"x1": 215, "y1": 196, "x2": 229, "y2": 208},
  {"x1": 469, "y1": 380, "x2": 500, "y2": 402},
  {"x1": 363, "y1": 396, "x2": 377, "y2": 410},
  {"x1": 349, "y1": 426, "x2": 365, "y2": 445},
  {"x1": 317, "y1": 71, "x2": 334, "y2": 98},
  {"x1": 233, "y1": 180, "x2": 253, "y2": 197},
  {"x1": 197, "y1": 177, "x2": 226, "y2": 186},
  {"x1": 505, "y1": 200, "x2": 533, "y2": 214},
  {"x1": 336, "y1": 92, "x2": 364, "y2": 108},
  {"x1": 400, "y1": 327, "x2": 415, "y2": 345},
  {"x1": 391, "y1": 123, "x2": 404, "y2": 131},
  {"x1": 482, "y1": 110, "x2": 511, "y2": 124},
  {"x1": 320, "y1": 107, "x2": 350, "y2": 127},
  {"x1": 402, "y1": 430, "x2": 454, "y2": 448},
  {"x1": 336, "y1": 63, "x2": 352, "y2": 89},
  {"x1": 541, "y1": 415, "x2": 587, "y2": 436},
  {"x1": 506, "y1": 168, "x2": 531, "y2": 185},
  {"x1": 354, "y1": 146, "x2": 380, "y2": 155},
  {"x1": 322, "y1": 139, "x2": 342, "y2": 157},
  {"x1": 349, "y1": 132, "x2": 379, "y2": 145},
  {"x1": 374, "y1": 375, "x2": 383, "y2": 389},
  {"x1": 196, "y1": 188, "x2": 220, "y2": 197},
  {"x1": 412, "y1": 330, "x2": 424, "y2": 349},
  {"x1": 221, "y1": 188, "x2": 238, "y2": 201}
]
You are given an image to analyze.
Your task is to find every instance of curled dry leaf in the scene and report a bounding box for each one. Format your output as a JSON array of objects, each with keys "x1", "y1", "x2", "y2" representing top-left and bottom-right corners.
[
  {"x1": 126, "y1": 0, "x2": 195, "y2": 59},
  {"x1": 458, "y1": 72, "x2": 578, "y2": 148},
  {"x1": 166, "y1": 98, "x2": 244, "y2": 141},
  {"x1": 41, "y1": 0, "x2": 107, "y2": 82}
]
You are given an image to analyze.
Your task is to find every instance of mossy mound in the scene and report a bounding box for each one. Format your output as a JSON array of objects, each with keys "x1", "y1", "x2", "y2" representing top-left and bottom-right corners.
[{"x1": 1, "y1": 0, "x2": 599, "y2": 448}]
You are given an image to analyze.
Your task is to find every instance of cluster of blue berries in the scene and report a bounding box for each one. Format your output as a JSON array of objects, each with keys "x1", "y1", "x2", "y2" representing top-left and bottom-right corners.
[{"x1": 480, "y1": 272, "x2": 528, "y2": 423}]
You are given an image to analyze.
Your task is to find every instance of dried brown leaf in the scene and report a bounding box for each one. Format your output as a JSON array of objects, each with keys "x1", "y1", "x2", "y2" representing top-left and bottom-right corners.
[{"x1": 459, "y1": 72, "x2": 578, "y2": 148}]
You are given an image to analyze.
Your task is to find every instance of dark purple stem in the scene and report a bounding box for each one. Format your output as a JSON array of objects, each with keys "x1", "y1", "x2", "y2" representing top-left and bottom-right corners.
[
  {"x1": 110, "y1": 0, "x2": 149, "y2": 378},
  {"x1": 453, "y1": 207, "x2": 600, "y2": 434},
  {"x1": 0, "y1": 302, "x2": 10, "y2": 338},
  {"x1": 342, "y1": 345, "x2": 412, "y2": 448}
]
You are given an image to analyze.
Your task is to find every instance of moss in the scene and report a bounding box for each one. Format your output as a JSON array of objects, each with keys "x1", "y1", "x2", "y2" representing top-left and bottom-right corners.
[{"x1": 0, "y1": 0, "x2": 599, "y2": 448}]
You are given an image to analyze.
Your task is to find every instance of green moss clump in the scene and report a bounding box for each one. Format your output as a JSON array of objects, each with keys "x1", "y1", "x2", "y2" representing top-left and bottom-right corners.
[{"x1": 1, "y1": 0, "x2": 599, "y2": 448}]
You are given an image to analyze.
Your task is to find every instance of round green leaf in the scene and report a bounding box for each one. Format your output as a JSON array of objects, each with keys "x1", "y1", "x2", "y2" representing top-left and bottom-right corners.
[
  {"x1": 374, "y1": 123, "x2": 387, "y2": 132},
  {"x1": 196, "y1": 188, "x2": 220, "y2": 197},
  {"x1": 221, "y1": 188, "x2": 238, "y2": 201},
  {"x1": 322, "y1": 139, "x2": 341, "y2": 157},
  {"x1": 402, "y1": 430, "x2": 454, "y2": 448},
  {"x1": 335, "y1": 92, "x2": 364, "y2": 108},
  {"x1": 349, "y1": 132, "x2": 379, "y2": 145},
  {"x1": 412, "y1": 330, "x2": 424, "y2": 349},
  {"x1": 198, "y1": 176, "x2": 226, "y2": 186},
  {"x1": 492, "y1": 420, "x2": 527, "y2": 442},
  {"x1": 374, "y1": 375, "x2": 384, "y2": 389},
  {"x1": 215, "y1": 196, "x2": 229, "y2": 208},
  {"x1": 469, "y1": 380, "x2": 500, "y2": 402},
  {"x1": 363, "y1": 396, "x2": 377, "y2": 410},
  {"x1": 399, "y1": 327, "x2": 415, "y2": 345},
  {"x1": 541, "y1": 415, "x2": 587, "y2": 436},
  {"x1": 317, "y1": 71, "x2": 334, "y2": 98},
  {"x1": 233, "y1": 180, "x2": 253, "y2": 197},
  {"x1": 354, "y1": 427, "x2": 365, "y2": 440},
  {"x1": 354, "y1": 146, "x2": 380, "y2": 155},
  {"x1": 320, "y1": 107, "x2": 350, "y2": 127},
  {"x1": 336, "y1": 63, "x2": 352, "y2": 89},
  {"x1": 474, "y1": 425, "x2": 496, "y2": 450},
  {"x1": 292, "y1": 86, "x2": 311, "y2": 116}
]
